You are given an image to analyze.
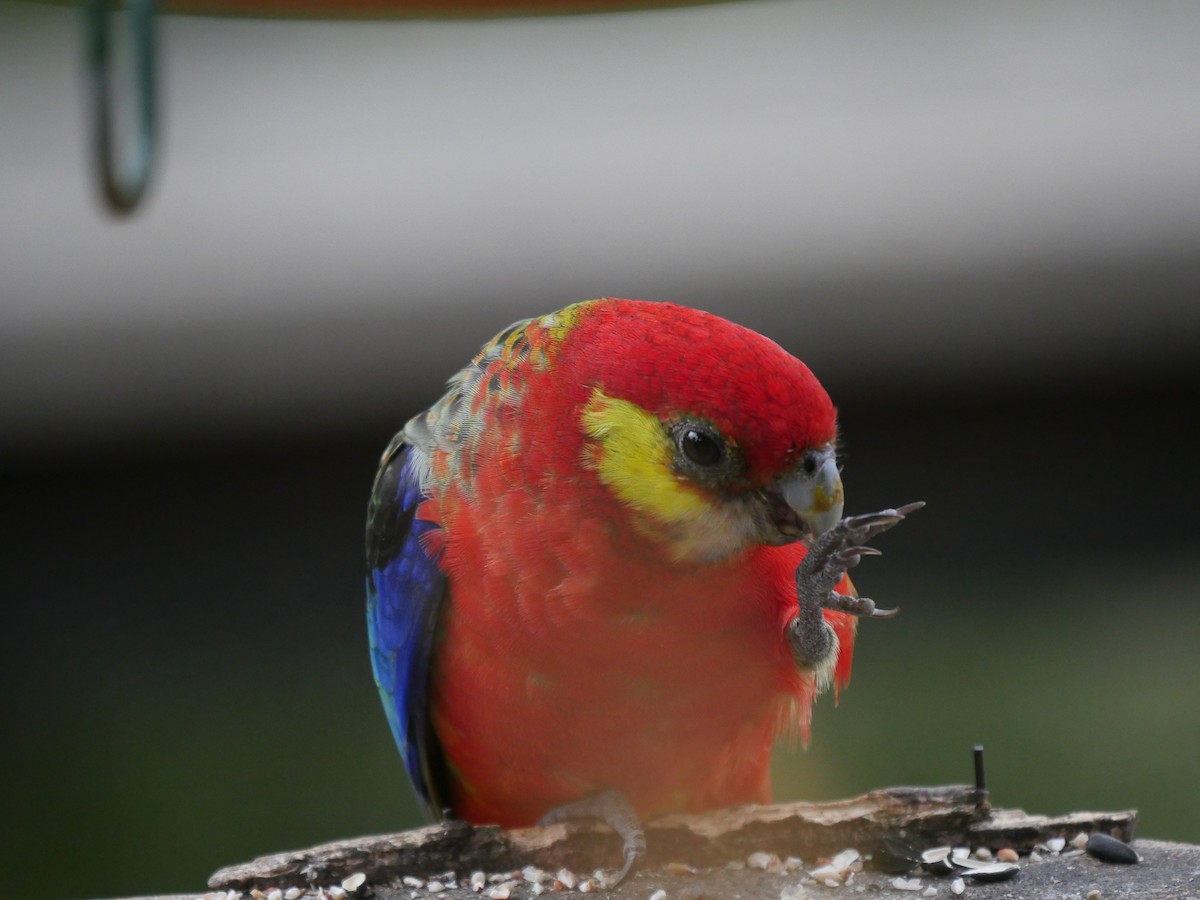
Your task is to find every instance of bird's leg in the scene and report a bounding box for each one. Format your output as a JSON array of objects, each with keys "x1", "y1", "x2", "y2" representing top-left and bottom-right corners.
[
  {"x1": 788, "y1": 501, "x2": 924, "y2": 669},
  {"x1": 538, "y1": 787, "x2": 646, "y2": 887}
]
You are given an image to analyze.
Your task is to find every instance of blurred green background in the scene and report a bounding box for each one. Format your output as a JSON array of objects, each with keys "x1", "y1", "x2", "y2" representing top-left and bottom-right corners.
[{"x1": 2, "y1": 0, "x2": 1199, "y2": 898}]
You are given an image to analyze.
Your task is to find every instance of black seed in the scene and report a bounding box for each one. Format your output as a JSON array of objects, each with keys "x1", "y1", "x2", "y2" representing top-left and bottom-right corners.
[
  {"x1": 1085, "y1": 833, "x2": 1139, "y2": 864},
  {"x1": 868, "y1": 835, "x2": 920, "y2": 874}
]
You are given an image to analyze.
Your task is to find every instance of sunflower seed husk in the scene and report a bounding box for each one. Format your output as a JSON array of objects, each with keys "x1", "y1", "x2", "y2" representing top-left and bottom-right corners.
[
  {"x1": 921, "y1": 847, "x2": 955, "y2": 875},
  {"x1": 962, "y1": 862, "x2": 1019, "y2": 882}
]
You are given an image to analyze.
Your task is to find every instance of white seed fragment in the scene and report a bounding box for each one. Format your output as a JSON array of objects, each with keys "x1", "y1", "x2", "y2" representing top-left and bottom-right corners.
[
  {"x1": 402, "y1": 876, "x2": 425, "y2": 888},
  {"x1": 808, "y1": 864, "x2": 841, "y2": 882},
  {"x1": 784, "y1": 856, "x2": 805, "y2": 873},
  {"x1": 972, "y1": 847, "x2": 992, "y2": 861},
  {"x1": 749, "y1": 851, "x2": 781, "y2": 870},
  {"x1": 1029, "y1": 850, "x2": 1043, "y2": 863},
  {"x1": 1046, "y1": 836, "x2": 1066, "y2": 854},
  {"x1": 341, "y1": 873, "x2": 366, "y2": 893},
  {"x1": 266, "y1": 890, "x2": 283, "y2": 900},
  {"x1": 556, "y1": 868, "x2": 578, "y2": 889},
  {"x1": 531, "y1": 883, "x2": 545, "y2": 896},
  {"x1": 1071, "y1": 831, "x2": 1090, "y2": 850},
  {"x1": 426, "y1": 881, "x2": 446, "y2": 894},
  {"x1": 251, "y1": 891, "x2": 267, "y2": 900},
  {"x1": 891, "y1": 877, "x2": 924, "y2": 891},
  {"x1": 649, "y1": 891, "x2": 668, "y2": 900},
  {"x1": 922, "y1": 888, "x2": 937, "y2": 897},
  {"x1": 470, "y1": 872, "x2": 487, "y2": 892},
  {"x1": 808, "y1": 848, "x2": 863, "y2": 884},
  {"x1": 487, "y1": 887, "x2": 511, "y2": 900},
  {"x1": 951, "y1": 847, "x2": 969, "y2": 861},
  {"x1": 579, "y1": 877, "x2": 596, "y2": 892},
  {"x1": 950, "y1": 878, "x2": 965, "y2": 896},
  {"x1": 284, "y1": 889, "x2": 304, "y2": 900},
  {"x1": 831, "y1": 849, "x2": 861, "y2": 874},
  {"x1": 523, "y1": 865, "x2": 547, "y2": 883},
  {"x1": 328, "y1": 888, "x2": 347, "y2": 900}
]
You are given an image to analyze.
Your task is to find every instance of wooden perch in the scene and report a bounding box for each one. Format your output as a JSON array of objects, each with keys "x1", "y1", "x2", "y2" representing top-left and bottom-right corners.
[{"x1": 209, "y1": 785, "x2": 1136, "y2": 891}]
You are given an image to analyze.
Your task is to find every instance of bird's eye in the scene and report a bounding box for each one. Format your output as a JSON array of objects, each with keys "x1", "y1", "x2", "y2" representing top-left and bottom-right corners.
[
  {"x1": 679, "y1": 427, "x2": 723, "y2": 467},
  {"x1": 802, "y1": 452, "x2": 820, "y2": 476}
]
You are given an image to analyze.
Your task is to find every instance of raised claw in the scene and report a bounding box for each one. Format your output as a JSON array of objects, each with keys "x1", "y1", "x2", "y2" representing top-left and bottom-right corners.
[
  {"x1": 821, "y1": 592, "x2": 900, "y2": 618},
  {"x1": 836, "y1": 546, "x2": 882, "y2": 568},
  {"x1": 788, "y1": 501, "x2": 922, "y2": 668},
  {"x1": 800, "y1": 501, "x2": 923, "y2": 616},
  {"x1": 842, "y1": 501, "x2": 926, "y2": 543}
]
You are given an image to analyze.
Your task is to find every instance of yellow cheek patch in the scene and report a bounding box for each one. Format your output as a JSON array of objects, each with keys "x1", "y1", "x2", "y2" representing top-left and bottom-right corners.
[{"x1": 580, "y1": 389, "x2": 711, "y2": 528}]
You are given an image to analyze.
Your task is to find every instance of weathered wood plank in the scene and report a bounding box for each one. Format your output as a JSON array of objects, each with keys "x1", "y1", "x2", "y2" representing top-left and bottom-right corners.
[{"x1": 208, "y1": 785, "x2": 1135, "y2": 891}]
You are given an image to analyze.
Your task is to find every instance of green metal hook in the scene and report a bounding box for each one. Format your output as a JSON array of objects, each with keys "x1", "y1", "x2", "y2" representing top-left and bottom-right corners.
[{"x1": 83, "y1": 0, "x2": 159, "y2": 215}]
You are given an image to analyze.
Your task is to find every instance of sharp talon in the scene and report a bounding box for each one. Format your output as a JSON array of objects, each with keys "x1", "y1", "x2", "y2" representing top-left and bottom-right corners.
[
  {"x1": 835, "y1": 549, "x2": 861, "y2": 567},
  {"x1": 835, "y1": 546, "x2": 881, "y2": 568},
  {"x1": 847, "y1": 512, "x2": 899, "y2": 528},
  {"x1": 871, "y1": 605, "x2": 900, "y2": 619},
  {"x1": 895, "y1": 501, "x2": 926, "y2": 516},
  {"x1": 611, "y1": 847, "x2": 640, "y2": 887},
  {"x1": 536, "y1": 788, "x2": 644, "y2": 886}
]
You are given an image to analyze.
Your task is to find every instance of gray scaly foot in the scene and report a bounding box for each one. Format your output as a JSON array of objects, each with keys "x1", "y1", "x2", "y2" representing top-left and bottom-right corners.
[
  {"x1": 538, "y1": 787, "x2": 646, "y2": 887},
  {"x1": 788, "y1": 501, "x2": 924, "y2": 669}
]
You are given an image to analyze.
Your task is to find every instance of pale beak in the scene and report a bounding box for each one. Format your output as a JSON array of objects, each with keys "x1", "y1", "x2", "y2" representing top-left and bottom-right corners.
[{"x1": 776, "y1": 447, "x2": 844, "y2": 543}]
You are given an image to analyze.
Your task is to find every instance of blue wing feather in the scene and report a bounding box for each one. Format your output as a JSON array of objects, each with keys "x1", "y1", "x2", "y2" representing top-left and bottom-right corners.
[{"x1": 366, "y1": 438, "x2": 448, "y2": 819}]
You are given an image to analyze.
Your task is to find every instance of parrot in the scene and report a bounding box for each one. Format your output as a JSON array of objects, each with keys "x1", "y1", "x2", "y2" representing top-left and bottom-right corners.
[{"x1": 366, "y1": 298, "x2": 921, "y2": 883}]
